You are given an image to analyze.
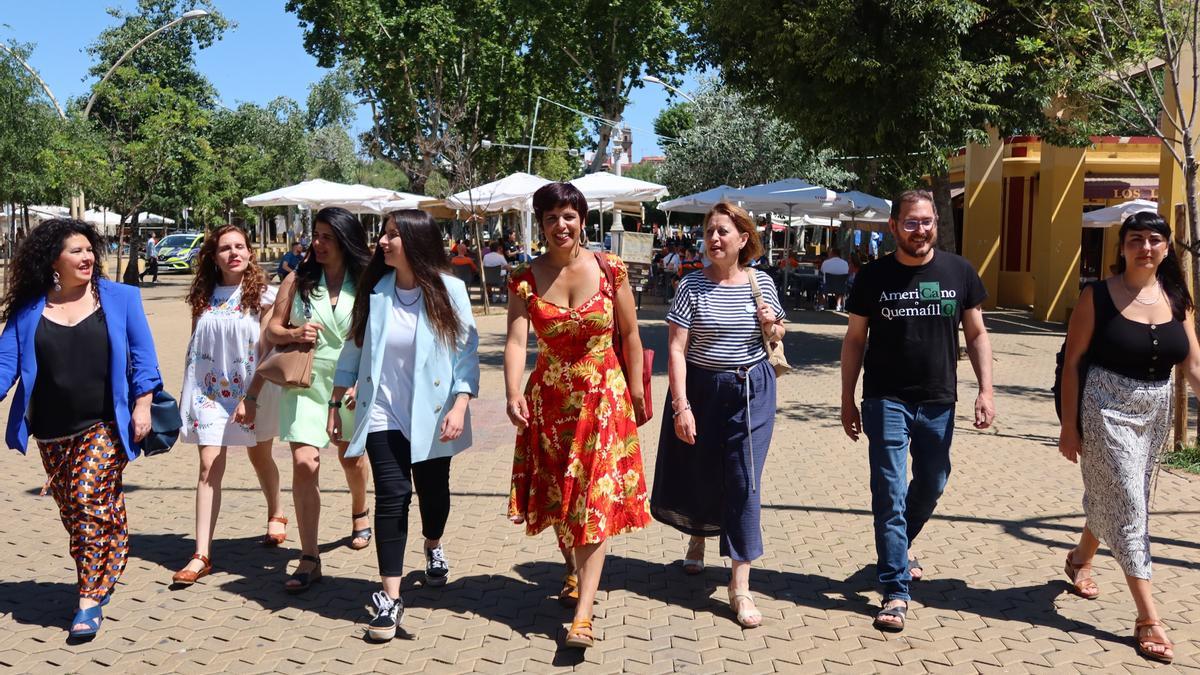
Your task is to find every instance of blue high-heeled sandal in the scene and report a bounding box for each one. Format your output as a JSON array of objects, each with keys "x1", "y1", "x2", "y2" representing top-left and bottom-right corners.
[{"x1": 68, "y1": 604, "x2": 104, "y2": 640}]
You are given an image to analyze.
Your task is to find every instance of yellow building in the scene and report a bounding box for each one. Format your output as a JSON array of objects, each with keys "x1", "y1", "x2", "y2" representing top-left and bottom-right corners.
[{"x1": 952, "y1": 133, "x2": 1163, "y2": 321}]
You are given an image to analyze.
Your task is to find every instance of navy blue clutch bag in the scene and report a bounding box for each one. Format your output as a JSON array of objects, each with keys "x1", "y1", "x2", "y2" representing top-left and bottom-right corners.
[{"x1": 141, "y1": 389, "x2": 182, "y2": 456}]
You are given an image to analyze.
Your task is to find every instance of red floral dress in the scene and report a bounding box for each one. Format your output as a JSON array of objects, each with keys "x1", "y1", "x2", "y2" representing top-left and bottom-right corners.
[{"x1": 507, "y1": 254, "x2": 651, "y2": 548}]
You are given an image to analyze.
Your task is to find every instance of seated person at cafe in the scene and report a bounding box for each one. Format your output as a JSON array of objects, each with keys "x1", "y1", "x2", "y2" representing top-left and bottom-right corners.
[{"x1": 819, "y1": 247, "x2": 851, "y2": 311}]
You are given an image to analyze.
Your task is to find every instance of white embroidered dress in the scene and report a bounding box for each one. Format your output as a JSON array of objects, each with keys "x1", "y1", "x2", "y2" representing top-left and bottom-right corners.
[{"x1": 180, "y1": 284, "x2": 281, "y2": 446}]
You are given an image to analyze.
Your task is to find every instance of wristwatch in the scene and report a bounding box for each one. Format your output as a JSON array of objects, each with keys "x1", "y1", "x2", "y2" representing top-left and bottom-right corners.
[{"x1": 327, "y1": 399, "x2": 342, "y2": 409}]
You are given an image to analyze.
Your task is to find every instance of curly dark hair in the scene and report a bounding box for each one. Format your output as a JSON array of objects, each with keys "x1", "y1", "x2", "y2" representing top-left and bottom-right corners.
[
  {"x1": 186, "y1": 225, "x2": 268, "y2": 319},
  {"x1": 2, "y1": 218, "x2": 106, "y2": 322},
  {"x1": 294, "y1": 207, "x2": 371, "y2": 306}
]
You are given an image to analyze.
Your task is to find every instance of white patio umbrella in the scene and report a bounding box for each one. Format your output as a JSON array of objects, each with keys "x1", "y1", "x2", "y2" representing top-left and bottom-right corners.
[
  {"x1": 445, "y1": 172, "x2": 551, "y2": 213},
  {"x1": 835, "y1": 190, "x2": 891, "y2": 221},
  {"x1": 137, "y1": 212, "x2": 175, "y2": 224},
  {"x1": 658, "y1": 185, "x2": 737, "y2": 214},
  {"x1": 243, "y1": 179, "x2": 406, "y2": 211},
  {"x1": 570, "y1": 171, "x2": 668, "y2": 242},
  {"x1": 725, "y1": 179, "x2": 838, "y2": 264},
  {"x1": 1082, "y1": 199, "x2": 1158, "y2": 228},
  {"x1": 359, "y1": 192, "x2": 429, "y2": 215}
]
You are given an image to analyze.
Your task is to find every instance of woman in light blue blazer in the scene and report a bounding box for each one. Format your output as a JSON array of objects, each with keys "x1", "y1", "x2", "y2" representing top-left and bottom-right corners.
[
  {"x1": 328, "y1": 209, "x2": 479, "y2": 642},
  {"x1": 0, "y1": 219, "x2": 163, "y2": 641}
]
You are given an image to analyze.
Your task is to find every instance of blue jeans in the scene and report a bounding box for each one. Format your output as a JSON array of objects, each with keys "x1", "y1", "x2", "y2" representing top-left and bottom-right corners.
[{"x1": 861, "y1": 398, "x2": 955, "y2": 602}]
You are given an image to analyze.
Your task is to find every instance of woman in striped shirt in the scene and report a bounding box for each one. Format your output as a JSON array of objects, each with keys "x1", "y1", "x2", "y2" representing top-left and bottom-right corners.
[{"x1": 651, "y1": 201, "x2": 785, "y2": 629}]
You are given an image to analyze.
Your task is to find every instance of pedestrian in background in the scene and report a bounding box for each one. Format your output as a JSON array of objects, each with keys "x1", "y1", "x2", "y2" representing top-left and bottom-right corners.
[
  {"x1": 505, "y1": 182, "x2": 651, "y2": 649},
  {"x1": 1057, "y1": 211, "x2": 1196, "y2": 664},
  {"x1": 264, "y1": 207, "x2": 372, "y2": 593},
  {"x1": 840, "y1": 189, "x2": 994, "y2": 632},
  {"x1": 0, "y1": 219, "x2": 164, "y2": 641},
  {"x1": 328, "y1": 209, "x2": 480, "y2": 642},
  {"x1": 651, "y1": 201, "x2": 784, "y2": 629},
  {"x1": 172, "y1": 225, "x2": 287, "y2": 587}
]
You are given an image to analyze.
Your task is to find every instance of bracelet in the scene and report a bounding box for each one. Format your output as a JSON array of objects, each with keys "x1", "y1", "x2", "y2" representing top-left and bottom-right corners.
[
  {"x1": 327, "y1": 399, "x2": 342, "y2": 409},
  {"x1": 243, "y1": 393, "x2": 258, "y2": 403},
  {"x1": 672, "y1": 402, "x2": 692, "y2": 418}
]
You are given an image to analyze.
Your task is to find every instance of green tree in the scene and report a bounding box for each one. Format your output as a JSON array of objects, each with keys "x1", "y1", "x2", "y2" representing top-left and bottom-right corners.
[
  {"x1": 307, "y1": 125, "x2": 358, "y2": 182},
  {"x1": 0, "y1": 44, "x2": 59, "y2": 210},
  {"x1": 287, "y1": 0, "x2": 570, "y2": 193},
  {"x1": 622, "y1": 161, "x2": 661, "y2": 183},
  {"x1": 657, "y1": 83, "x2": 855, "y2": 198},
  {"x1": 305, "y1": 68, "x2": 357, "y2": 131},
  {"x1": 521, "y1": 0, "x2": 697, "y2": 172},
  {"x1": 691, "y1": 0, "x2": 1059, "y2": 251},
  {"x1": 206, "y1": 98, "x2": 309, "y2": 224},
  {"x1": 653, "y1": 102, "x2": 695, "y2": 141}
]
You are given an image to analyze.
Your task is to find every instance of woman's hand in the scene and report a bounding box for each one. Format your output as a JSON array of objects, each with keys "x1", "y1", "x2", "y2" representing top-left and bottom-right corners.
[
  {"x1": 327, "y1": 407, "x2": 343, "y2": 443},
  {"x1": 292, "y1": 322, "x2": 325, "y2": 344},
  {"x1": 1059, "y1": 427, "x2": 1082, "y2": 463},
  {"x1": 630, "y1": 386, "x2": 648, "y2": 427},
  {"x1": 234, "y1": 399, "x2": 258, "y2": 426},
  {"x1": 132, "y1": 397, "x2": 152, "y2": 442},
  {"x1": 756, "y1": 302, "x2": 777, "y2": 328},
  {"x1": 344, "y1": 385, "x2": 358, "y2": 410},
  {"x1": 439, "y1": 399, "x2": 468, "y2": 442},
  {"x1": 506, "y1": 396, "x2": 530, "y2": 431},
  {"x1": 673, "y1": 408, "x2": 696, "y2": 445}
]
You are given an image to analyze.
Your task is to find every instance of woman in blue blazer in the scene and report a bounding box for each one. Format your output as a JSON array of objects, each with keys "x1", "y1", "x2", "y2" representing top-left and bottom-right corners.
[
  {"x1": 328, "y1": 209, "x2": 479, "y2": 642},
  {"x1": 0, "y1": 219, "x2": 163, "y2": 641}
]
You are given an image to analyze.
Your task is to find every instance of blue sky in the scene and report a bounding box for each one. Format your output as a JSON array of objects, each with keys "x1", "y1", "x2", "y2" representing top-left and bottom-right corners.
[{"x1": 2, "y1": 1, "x2": 696, "y2": 162}]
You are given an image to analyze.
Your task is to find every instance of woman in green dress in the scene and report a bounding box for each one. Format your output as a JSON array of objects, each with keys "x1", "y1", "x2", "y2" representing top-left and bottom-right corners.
[{"x1": 265, "y1": 207, "x2": 373, "y2": 592}]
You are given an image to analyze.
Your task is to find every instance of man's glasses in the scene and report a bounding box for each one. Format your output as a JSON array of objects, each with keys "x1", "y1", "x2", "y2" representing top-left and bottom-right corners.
[{"x1": 900, "y1": 218, "x2": 936, "y2": 232}]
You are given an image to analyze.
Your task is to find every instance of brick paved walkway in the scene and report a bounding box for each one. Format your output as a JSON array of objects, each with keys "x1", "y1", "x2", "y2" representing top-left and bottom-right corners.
[{"x1": 0, "y1": 277, "x2": 1197, "y2": 673}]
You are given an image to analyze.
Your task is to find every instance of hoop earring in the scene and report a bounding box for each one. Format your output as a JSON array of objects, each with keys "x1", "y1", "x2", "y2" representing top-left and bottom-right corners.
[{"x1": 52, "y1": 271, "x2": 61, "y2": 292}]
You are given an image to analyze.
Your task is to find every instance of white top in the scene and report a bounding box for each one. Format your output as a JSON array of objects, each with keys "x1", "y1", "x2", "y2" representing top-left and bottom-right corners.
[
  {"x1": 181, "y1": 284, "x2": 281, "y2": 446},
  {"x1": 820, "y1": 257, "x2": 850, "y2": 276},
  {"x1": 482, "y1": 251, "x2": 508, "y2": 268},
  {"x1": 663, "y1": 252, "x2": 682, "y2": 273},
  {"x1": 367, "y1": 286, "x2": 422, "y2": 436},
  {"x1": 667, "y1": 269, "x2": 785, "y2": 370}
]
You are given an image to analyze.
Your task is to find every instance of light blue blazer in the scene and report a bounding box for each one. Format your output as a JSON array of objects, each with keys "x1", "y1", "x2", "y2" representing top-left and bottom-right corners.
[
  {"x1": 334, "y1": 271, "x2": 480, "y2": 461},
  {"x1": 0, "y1": 279, "x2": 164, "y2": 459}
]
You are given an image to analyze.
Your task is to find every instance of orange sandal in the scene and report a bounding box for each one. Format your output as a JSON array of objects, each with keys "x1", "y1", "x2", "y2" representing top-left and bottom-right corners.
[
  {"x1": 564, "y1": 617, "x2": 594, "y2": 648},
  {"x1": 1134, "y1": 619, "x2": 1173, "y2": 664},
  {"x1": 171, "y1": 553, "x2": 212, "y2": 585},
  {"x1": 1063, "y1": 551, "x2": 1099, "y2": 599},
  {"x1": 559, "y1": 573, "x2": 580, "y2": 608},
  {"x1": 263, "y1": 515, "x2": 288, "y2": 547}
]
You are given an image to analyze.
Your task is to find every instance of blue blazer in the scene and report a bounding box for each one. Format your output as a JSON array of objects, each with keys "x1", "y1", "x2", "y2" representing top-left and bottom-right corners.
[
  {"x1": 0, "y1": 279, "x2": 164, "y2": 460},
  {"x1": 335, "y1": 272, "x2": 480, "y2": 461}
]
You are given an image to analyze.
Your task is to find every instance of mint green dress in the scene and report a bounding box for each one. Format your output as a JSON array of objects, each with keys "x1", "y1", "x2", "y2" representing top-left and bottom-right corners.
[{"x1": 278, "y1": 272, "x2": 356, "y2": 447}]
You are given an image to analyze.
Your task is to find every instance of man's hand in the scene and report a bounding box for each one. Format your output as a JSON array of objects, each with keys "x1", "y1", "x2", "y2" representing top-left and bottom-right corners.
[
  {"x1": 973, "y1": 390, "x2": 995, "y2": 429},
  {"x1": 841, "y1": 399, "x2": 862, "y2": 441}
]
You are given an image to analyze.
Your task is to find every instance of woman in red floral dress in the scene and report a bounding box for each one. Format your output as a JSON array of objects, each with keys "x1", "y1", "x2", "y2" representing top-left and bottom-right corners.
[{"x1": 504, "y1": 182, "x2": 651, "y2": 649}]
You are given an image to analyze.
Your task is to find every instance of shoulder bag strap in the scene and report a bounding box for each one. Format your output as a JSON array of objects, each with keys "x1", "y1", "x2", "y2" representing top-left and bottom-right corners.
[{"x1": 746, "y1": 269, "x2": 773, "y2": 350}]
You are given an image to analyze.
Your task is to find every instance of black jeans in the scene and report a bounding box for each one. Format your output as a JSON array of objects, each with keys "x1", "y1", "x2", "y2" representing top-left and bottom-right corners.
[{"x1": 364, "y1": 430, "x2": 452, "y2": 577}]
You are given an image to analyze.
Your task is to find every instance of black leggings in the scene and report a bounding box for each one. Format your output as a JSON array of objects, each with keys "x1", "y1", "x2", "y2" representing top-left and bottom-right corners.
[{"x1": 364, "y1": 430, "x2": 452, "y2": 577}]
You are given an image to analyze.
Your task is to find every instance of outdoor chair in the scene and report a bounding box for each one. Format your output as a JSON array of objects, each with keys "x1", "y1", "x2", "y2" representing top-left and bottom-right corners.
[
  {"x1": 483, "y1": 265, "x2": 508, "y2": 305},
  {"x1": 451, "y1": 263, "x2": 476, "y2": 301},
  {"x1": 822, "y1": 273, "x2": 850, "y2": 310}
]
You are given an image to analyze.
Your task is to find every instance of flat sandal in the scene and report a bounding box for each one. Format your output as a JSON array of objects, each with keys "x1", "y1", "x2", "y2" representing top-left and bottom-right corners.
[
  {"x1": 564, "y1": 617, "x2": 594, "y2": 649},
  {"x1": 1064, "y1": 550, "x2": 1100, "y2": 599},
  {"x1": 559, "y1": 573, "x2": 580, "y2": 608},
  {"x1": 1135, "y1": 619, "x2": 1174, "y2": 664}
]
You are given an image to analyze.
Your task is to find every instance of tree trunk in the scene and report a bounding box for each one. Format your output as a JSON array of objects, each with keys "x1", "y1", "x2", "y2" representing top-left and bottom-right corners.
[
  {"x1": 122, "y1": 212, "x2": 141, "y2": 286},
  {"x1": 930, "y1": 169, "x2": 958, "y2": 253}
]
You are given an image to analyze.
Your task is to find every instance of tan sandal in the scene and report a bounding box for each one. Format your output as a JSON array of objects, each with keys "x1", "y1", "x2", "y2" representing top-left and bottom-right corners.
[
  {"x1": 727, "y1": 588, "x2": 763, "y2": 628},
  {"x1": 564, "y1": 617, "x2": 594, "y2": 648},
  {"x1": 1063, "y1": 550, "x2": 1099, "y2": 599},
  {"x1": 263, "y1": 515, "x2": 288, "y2": 547},
  {"x1": 559, "y1": 573, "x2": 580, "y2": 608},
  {"x1": 683, "y1": 537, "x2": 705, "y2": 575},
  {"x1": 1134, "y1": 619, "x2": 1173, "y2": 664},
  {"x1": 171, "y1": 553, "x2": 212, "y2": 585}
]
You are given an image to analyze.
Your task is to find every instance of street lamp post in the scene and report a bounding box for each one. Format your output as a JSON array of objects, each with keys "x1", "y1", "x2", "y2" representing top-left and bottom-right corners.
[
  {"x1": 77, "y1": 9, "x2": 210, "y2": 220},
  {"x1": 641, "y1": 75, "x2": 698, "y2": 104}
]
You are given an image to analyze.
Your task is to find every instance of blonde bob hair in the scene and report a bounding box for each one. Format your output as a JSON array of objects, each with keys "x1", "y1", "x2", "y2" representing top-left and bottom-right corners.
[{"x1": 703, "y1": 201, "x2": 763, "y2": 266}]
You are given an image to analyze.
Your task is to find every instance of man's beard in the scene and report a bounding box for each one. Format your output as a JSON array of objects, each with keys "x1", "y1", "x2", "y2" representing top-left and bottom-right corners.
[{"x1": 898, "y1": 231, "x2": 937, "y2": 257}]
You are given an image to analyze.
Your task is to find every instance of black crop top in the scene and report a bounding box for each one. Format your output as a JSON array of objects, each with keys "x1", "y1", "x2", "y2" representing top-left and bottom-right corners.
[{"x1": 1088, "y1": 281, "x2": 1189, "y2": 382}]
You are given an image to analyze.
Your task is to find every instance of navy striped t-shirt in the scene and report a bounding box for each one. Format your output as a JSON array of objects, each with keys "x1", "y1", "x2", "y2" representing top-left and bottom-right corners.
[{"x1": 667, "y1": 269, "x2": 785, "y2": 370}]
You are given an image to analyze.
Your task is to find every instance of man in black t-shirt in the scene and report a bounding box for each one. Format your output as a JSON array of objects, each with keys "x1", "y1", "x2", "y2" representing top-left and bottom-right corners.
[{"x1": 839, "y1": 189, "x2": 995, "y2": 632}]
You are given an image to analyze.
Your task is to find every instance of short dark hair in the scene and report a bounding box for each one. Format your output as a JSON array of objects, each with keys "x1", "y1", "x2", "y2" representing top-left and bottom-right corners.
[
  {"x1": 489, "y1": 240, "x2": 502, "y2": 252},
  {"x1": 890, "y1": 189, "x2": 936, "y2": 222},
  {"x1": 533, "y1": 182, "x2": 589, "y2": 226}
]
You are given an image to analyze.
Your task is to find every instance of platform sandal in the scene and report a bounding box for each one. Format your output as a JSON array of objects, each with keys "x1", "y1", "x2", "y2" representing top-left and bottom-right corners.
[
  {"x1": 285, "y1": 554, "x2": 322, "y2": 594},
  {"x1": 1064, "y1": 550, "x2": 1099, "y2": 599},
  {"x1": 349, "y1": 510, "x2": 372, "y2": 550},
  {"x1": 171, "y1": 553, "x2": 212, "y2": 585},
  {"x1": 1134, "y1": 619, "x2": 1173, "y2": 664}
]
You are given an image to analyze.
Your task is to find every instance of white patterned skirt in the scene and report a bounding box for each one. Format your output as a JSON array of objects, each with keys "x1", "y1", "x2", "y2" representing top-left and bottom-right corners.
[{"x1": 1079, "y1": 365, "x2": 1170, "y2": 580}]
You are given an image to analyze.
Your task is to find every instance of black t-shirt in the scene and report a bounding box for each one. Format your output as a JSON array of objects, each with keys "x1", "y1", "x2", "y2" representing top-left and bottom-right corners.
[{"x1": 846, "y1": 251, "x2": 987, "y2": 404}]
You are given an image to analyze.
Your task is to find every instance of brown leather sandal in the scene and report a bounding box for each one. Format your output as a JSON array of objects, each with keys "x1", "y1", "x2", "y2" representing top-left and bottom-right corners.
[
  {"x1": 564, "y1": 617, "x2": 594, "y2": 648},
  {"x1": 559, "y1": 573, "x2": 580, "y2": 608},
  {"x1": 1134, "y1": 619, "x2": 1173, "y2": 664},
  {"x1": 171, "y1": 553, "x2": 212, "y2": 585},
  {"x1": 263, "y1": 515, "x2": 288, "y2": 547},
  {"x1": 1064, "y1": 550, "x2": 1100, "y2": 599}
]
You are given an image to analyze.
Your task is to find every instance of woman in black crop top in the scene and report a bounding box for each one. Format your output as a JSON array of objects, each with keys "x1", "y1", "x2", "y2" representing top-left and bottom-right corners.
[{"x1": 1058, "y1": 212, "x2": 1200, "y2": 664}]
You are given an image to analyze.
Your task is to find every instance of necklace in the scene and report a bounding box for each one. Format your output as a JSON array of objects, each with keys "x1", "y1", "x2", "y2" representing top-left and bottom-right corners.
[
  {"x1": 1121, "y1": 278, "x2": 1161, "y2": 306},
  {"x1": 394, "y1": 286, "x2": 422, "y2": 307}
]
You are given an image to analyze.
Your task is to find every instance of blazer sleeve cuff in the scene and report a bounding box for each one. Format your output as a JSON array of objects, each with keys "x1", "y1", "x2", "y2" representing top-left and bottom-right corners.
[{"x1": 334, "y1": 370, "x2": 358, "y2": 389}]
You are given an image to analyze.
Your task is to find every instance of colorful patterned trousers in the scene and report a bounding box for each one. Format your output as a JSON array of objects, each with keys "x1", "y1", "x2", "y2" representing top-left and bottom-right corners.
[{"x1": 37, "y1": 422, "x2": 130, "y2": 601}]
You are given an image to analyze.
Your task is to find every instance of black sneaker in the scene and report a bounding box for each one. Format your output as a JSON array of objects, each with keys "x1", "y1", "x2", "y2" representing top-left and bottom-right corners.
[
  {"x1": 367, "y1": 591, "x2": 402, "y2": 642},
  {"x1": 425, "y1": 546, "x2": 449, "y2": 586}
]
